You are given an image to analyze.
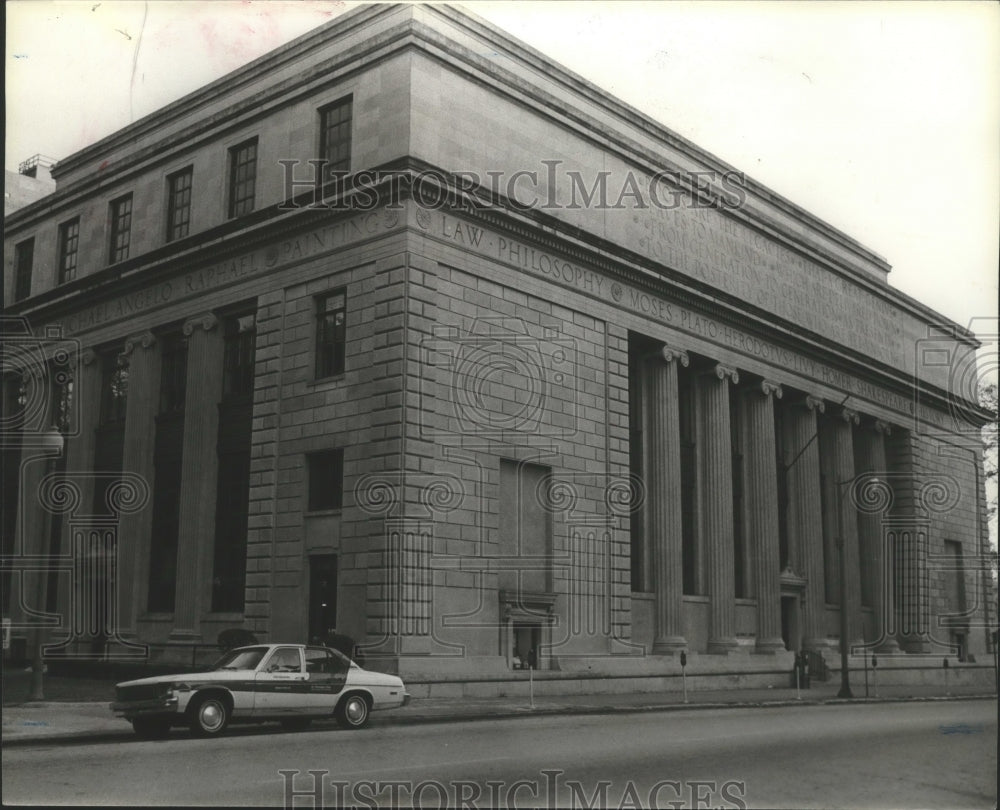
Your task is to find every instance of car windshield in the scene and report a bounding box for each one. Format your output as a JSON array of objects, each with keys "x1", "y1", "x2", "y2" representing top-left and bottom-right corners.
[{"x1": 212, "y1": 646, "x2": 269, "y2": 671}]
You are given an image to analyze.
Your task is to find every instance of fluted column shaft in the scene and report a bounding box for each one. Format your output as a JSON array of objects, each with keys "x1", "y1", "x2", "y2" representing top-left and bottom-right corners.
[
  {"x1": 786, "y1": 396, "x2": 827, "y2": 649},
  {"x1": 831, "y1": 408, "x2": 863, "y2": 645},
  {"x1": 856, "y1": 420, "x2": 900, "y2": 651},
  {"x1": 646, "y1": 346, "x2": 688, "y2": 653},
  {"x1": 744, "y1": 380, "x2": 784, "y2": 653},
  {"x1": 53, "y1": 351, "x2": 102, "y2": 647},
  {"x1": 116, "y1": 333, "x2": 160, "y2": 639},
  {"x1": 172, "y1": 314, "x2": 223, "y2": 640},
  {"x1": 11, "y1": 372, "x2": 56, "y2": 631},
  {"x1": 699, "y1": 364, "x2": 738, "y2": 653}
]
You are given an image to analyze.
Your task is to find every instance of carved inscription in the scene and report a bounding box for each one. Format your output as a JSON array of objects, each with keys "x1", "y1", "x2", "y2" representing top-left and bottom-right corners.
[
  {"x1": 58, "y1": 212, "x2": 392, "y2": 335},
  {"x1": 433, "y1": 211, "x2": 918, "y2": 419}
]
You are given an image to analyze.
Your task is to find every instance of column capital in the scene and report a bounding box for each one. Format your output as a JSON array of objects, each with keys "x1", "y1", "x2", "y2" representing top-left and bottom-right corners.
[
  {"x1": 659, "y1": 345, "x2": 690, "y2": 367},
  {"x1": 839, "y1": 406, "x2": 860, "y2": 425},
  {"x1": 703, "y1": 363, "x2": 739, "y2": 384},
  {"x1": 802, "y1": 394, "x2": 825, "y2": 413},
  {"x1": 758, "y1": 379, "x2": 783, "y2": 399},
  {"x1": 874, "y1": 419, "x2": 893, "y2": 436},
  {"x1": 182, "y1": 312, "x2": 219, "y2": 336},
  {"x1": 121, "y1": 331, "x2": 157, "y2": 357}
]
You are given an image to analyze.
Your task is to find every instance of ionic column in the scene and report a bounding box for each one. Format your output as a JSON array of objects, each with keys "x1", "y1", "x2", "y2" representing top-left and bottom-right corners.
[
  {"x1": 53, "y1": 349, "x2": 102, "y2": 649},
  {"x1": 698, "y1": 363, "x2": 738, "y2": 654},
  {"x1": 831, "y1": 407, "x2": 863, "y2": 645},
  {"x1": 647, "y1": 345, "x2": 688, "y2": 654},
  {"x1": 786, "y1": 395, "x2": 828, "y2": 650},
  {"x1": 172, "y1": 314, "x2": 223, "y2": 641},
  {"x1": 115, "y1": 332, "x2": 160, "y2": 640},
  {"x1": 861, "y1": 420, "x2": 900, "y2": 651},
  {"x1": 744, "y1": 380, "x2": 784, "y2": 653},
  {"x1": 10, "y1": 368, "x2": 55, "y2": 632}
]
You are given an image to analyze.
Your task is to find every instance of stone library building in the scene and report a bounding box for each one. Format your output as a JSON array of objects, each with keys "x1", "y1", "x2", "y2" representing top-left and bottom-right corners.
[{"x1": 3, "y1": 4, "x2": 995, "y2": 692}]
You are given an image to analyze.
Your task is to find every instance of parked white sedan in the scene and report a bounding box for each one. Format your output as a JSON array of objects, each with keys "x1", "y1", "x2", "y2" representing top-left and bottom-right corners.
[{"x1": 111, "y1": 644, "x2": 410, "y2": 739}]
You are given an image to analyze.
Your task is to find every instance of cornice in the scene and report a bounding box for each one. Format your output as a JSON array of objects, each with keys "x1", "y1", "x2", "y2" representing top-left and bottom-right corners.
[
  {"x1": 7, "y1": 162, "x2": 984, "y2": 425},
  {"x1": 5, "y1": 14, "x2": 973, "y2": 351}
]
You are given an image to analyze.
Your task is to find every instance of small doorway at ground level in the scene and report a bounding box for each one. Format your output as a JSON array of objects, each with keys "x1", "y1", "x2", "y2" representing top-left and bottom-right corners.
[
  {"x1": 512, "y1": 622, "x2": 540, "y2": 669},
  {"x1": 308, "y1": 554, "x2": 338, "y2": 644},
  {"x1": 781, "y1": 595, "x2": 801, "y2": 653}
]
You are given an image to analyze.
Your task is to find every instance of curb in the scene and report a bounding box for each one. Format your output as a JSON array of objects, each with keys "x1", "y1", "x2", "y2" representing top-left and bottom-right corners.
[{"x1": 2, "y1": 693, "x2": 995, "y2": 748}]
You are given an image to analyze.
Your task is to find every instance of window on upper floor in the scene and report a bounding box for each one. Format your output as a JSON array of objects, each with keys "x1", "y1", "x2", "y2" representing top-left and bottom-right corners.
[
  {"x1": 14, "y1": 238, "x2": 34, "y2": 302},
  {"x1": 166, "y1": 167, "x2": 193, "y2": 241},
  {"x1": 228, "y1": 138, "x2": 258, "y2": 218},
  {"x1": 109, "y1": 193, "x2": 133, "y2": 264},
  {"x1": 307, "y1": 448, "x2": 345, "y2": 512},
  {"x1": 319, "y1": 96, "x2": 353, "y2": 184},
  {"x1": 58, "y1": 218, "x2": 80, "y2": 284},
  {"x1": 315, "y1": 289, "x2": 347, "y2": 378}
]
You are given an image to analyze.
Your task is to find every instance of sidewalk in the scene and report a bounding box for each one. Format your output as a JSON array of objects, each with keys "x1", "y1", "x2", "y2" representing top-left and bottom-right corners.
[{"x1": 2, "y1": 672, "x2": 995, "y2": 747}]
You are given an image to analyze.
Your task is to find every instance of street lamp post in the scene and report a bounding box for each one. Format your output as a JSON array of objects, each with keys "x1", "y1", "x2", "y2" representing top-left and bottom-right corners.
[{"x1": 29, "y1": 425, "x2": 65, "y2": 702}]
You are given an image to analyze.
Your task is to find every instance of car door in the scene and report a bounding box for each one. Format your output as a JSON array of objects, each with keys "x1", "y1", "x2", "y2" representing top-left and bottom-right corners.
[
  {"x1": 302, "y1": 647, "x2": 350, "y2": 715},
  {"x1": 253, "y1": 647, "x2": 308, "y2": 717}
]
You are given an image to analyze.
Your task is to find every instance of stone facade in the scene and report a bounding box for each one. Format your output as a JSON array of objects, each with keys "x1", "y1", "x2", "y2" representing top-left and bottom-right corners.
[{"x1": 2, "y1": 4, "x2": 994, "y2": 685}]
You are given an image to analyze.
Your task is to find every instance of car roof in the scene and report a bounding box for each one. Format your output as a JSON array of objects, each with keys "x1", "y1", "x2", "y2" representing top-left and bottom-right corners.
[{"x1": 230, "y1": 643, "x2": 338, "y2": 652}]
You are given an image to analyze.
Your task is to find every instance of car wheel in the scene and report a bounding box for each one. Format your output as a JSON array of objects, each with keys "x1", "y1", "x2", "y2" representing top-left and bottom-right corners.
[
  {"x1": 188, "y1": 694, "x2": 230, "y2": 737},
  {"x1": 335, "y1": 693, "x2": 370, "y2": 729},
  {"x1": 279, "y1": 717, "x2": 312, "y2": 732},
  {"x1": 131, "y1": 716, "x2": 172, "y2": 740}
]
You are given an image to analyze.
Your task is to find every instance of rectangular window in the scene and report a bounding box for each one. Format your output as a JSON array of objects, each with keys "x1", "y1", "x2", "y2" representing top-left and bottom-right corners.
[
  {"x1": 158, "y1": 334, "x2": 188, "y2": 414},
  {"x1": 166, "y1": 167, "x2": 193, "y2": 241},
  {"x1": 943, "y1": 540, "x2": 967, "y2": 615},
  {"x1": 94, "y1": 350, "x2": 127, "y2": 519},
  {"x1": 99, "y1": 352, "x2": 129, "y2": 425},
  {"x1": 499, "y1": 459, "x2": 552, "y2": 595},
  {"x1": 58, "y1": 219, "x2": 80, "y2": 284},
  {"x1": 319, "y1": 97, "x2": 353, "y2": 183},
  {"x1": 774, "y1": 403, "x2": 790, "y2": 570},
  {"x1": 14, "y1": 239, "x2": 34, "y2": 302},
  {"x1": 109, "y1": 194, "x2": 133, "y2": 264},
  {"x1": 147, "y1": 406, "x2": 184, "y2": 612},
  {"x1": 730, "y1": 394, "x2": 747, "y2": 599},
  {"x1": 222, "y1": 313, "x2": 257, "y2": 400},
  {"x1": 315, "y1": 290, "x2": 347, "y2": 378},
  {"x1": 678, "y1": 365, "x2": 699, "y2": 595},
  {"x1": 212, "y1": 309, "x2": 255, "y2": 614},
  {"x1": 212, "y1": 448, "x2": 251, "y2": 612},
  {"x1": 307, "y1": 449, "x2": 345, "y2": 511},
  {"x1": 228, "y1": 138, "x2": 257, "y2": 217}
]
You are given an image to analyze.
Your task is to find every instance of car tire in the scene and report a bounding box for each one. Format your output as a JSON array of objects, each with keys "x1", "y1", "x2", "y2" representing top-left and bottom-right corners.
[
  {"x1": 335, "y1": 693, "x2": 371, "y2": 729},
  {"x1": 188, "y1": 694, "x2": 230, "y2": 737},
  {"x1": 131, "y1": 716, "x2": 172, "y2": 740},
  {"x1": 279, "y1": 717, "x2": 312, "y2": 732}
]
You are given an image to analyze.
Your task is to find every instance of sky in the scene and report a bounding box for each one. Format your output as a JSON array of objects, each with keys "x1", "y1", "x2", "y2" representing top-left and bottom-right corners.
[{"x1": 5, "y1": 1, "x2": 999, "y2": 351}]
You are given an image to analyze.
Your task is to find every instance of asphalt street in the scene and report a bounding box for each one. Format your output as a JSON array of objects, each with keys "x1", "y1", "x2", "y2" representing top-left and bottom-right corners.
[{"x1": 2, "y1": 699, "x2": 995, "y2": 808}]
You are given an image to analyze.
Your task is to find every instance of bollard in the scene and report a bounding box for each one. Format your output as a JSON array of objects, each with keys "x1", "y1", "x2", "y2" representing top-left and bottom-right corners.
[
  {"x1": 680, "y1": 650, "x2": 688, "y2": 703},
  {"x1": 872, "y1": 655, "x2": 878, "y2": 698}
]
